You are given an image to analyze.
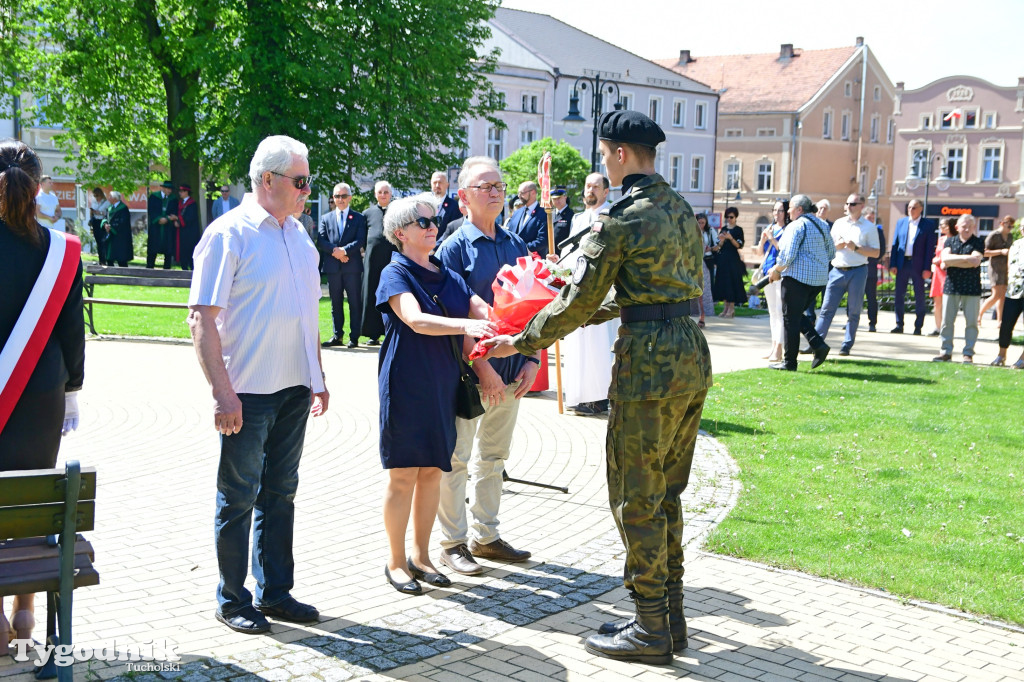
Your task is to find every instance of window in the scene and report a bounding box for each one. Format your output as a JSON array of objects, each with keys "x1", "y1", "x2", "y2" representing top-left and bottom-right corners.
[
  {"x1": 939, "y1": 111, "x2": 954, "y2": 129},
  {"x1": 669, "y1": 155, "x2": 684, "y2": 191},
  {"x1": 873, "y1": 85, "x2": 881, "y2": 101},
  {"x1": 619, "y1": 93, "x2": 633, "y2": 111},
  {"x1": 694, "y1": 102, "x2": 708, "y2": 129},
  {"x1": 984, "y1": 112, "x2": 997, "y2": 128},
  {"x1": 649, "y1": 96, "x2": 662, "y2": 124},
  {"x1": 689, "y1": 155, "x2": 704, "y2": 191},
  {"x1": 725, "y1": 160, "x2": 740, "y2": 191},
  {"x1": 672, "y1": 99, "x2": 686, "y2": 127},
  {"x1": 870, "y1": 115, "x2": 880, "y2": 143},
  {"x1": 910, "y1": 148, "x2": 929, "y2": 179},
  {"x1": 876, "y1": 167, "x2": 886, "y2": 195},
  {"x1": 963, "y1": 110, "x2": 977, "y2": 128},
  {"x1": 982, "y1": 147, "x2": 1002, "y2": 181},
  {"x1": 844, "y1": 81, "x2": 852, "y2": 97},
  {"x1": 457, "y1": 125, "x2": 469, "y2": 160},
  {"x1": 945, "y1": 147, "x2": 964, "y2": 181},
  {"x1": 859, "y1": 165, "x2": 868, "y2": 195},
  {"x1": 521, "y1": 94, "x2": 538, "y2": 113},
  {"x1": 887, "y1": 117, "x2": 895, "y2": 143},
  {"x1": 756, "y1": 128, "x2": 776, "y2": 137},
  {"x1": 920, "y1": 114, "x2": 932, "y2": 130},
  {"x1": 486, "y1": 126, "x2": 503, "y2": 160},
  {"x1": 756, "y1": 160, "x2": 773, "y2": 192},
  {"x1": 519, "y1": 128, "x2": 535, "y2": 147},
  {"x1": 823, "y1": 110, "x2": 833, "y2": 139},
  {"x1": 724, "y1": 128, "x2": 743, "y2": 137},
  {"x1": 655, "y1": 147, "x2": 664, "y2": 175},
  {"x1": 841, "y1": 112, "x2": 851, "y2": 141},
  {"x1": 496, "y1": 91, "x2": 507, "y2": 110}
]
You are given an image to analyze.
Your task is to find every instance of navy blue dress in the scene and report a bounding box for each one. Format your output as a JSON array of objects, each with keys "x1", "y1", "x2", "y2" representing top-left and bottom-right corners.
[{"x1": 376, "y1": 252, "x2": 474, "y2": 470}]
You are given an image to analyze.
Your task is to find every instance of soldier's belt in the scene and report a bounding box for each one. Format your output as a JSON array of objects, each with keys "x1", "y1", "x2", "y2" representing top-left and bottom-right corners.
[{"x1": 619, "y1": 301, "x2": 692, "y2": 323}]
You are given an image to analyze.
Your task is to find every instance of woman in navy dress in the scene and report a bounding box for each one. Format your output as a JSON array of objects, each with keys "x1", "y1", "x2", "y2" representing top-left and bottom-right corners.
[
  {"x1": 712, "y1": 206, "x2": 747, "y2": 317},
  {"x1": 375, "y1": 194, "x2": 495, "y2": 595}
]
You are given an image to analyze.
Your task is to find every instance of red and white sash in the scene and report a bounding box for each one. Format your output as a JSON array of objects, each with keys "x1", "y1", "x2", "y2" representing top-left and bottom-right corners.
[{"x1": 0, "y1": 230, "x2": 81, "y2": 432}]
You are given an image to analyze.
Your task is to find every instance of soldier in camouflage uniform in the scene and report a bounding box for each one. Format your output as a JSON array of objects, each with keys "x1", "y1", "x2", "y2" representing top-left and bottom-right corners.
[{"x1": 484, "y1": 110, "x2": 712, "y2": 664}]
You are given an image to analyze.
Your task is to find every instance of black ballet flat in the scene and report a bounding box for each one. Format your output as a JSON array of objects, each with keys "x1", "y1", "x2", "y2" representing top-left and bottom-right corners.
[
  {"x1": 407, "y1": 558, "x2": 452, "y2": 587},
  {"x1": 385, "y1": 565, "x2": 422, "y2": 595}
]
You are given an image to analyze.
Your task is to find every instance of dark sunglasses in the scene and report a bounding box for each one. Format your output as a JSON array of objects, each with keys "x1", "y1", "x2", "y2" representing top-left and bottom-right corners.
[
  {"x1": 270, "y1": 171, "x2": 314, "y2": 190},
  {"x1": 846, "y1": 201, "x2": 862, "y2": 206},
  {"x1": 333, "y1": 193, "x2": 351, "y2": 199},
  {"x1": 406, "y1": 216, "x2": 441, "y2": 230}
]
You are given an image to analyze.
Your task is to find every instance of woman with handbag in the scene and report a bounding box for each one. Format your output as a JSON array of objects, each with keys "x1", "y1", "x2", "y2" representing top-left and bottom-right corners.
[{"x1": 375, "y1": 194, "x2": 496, "y2": 595}]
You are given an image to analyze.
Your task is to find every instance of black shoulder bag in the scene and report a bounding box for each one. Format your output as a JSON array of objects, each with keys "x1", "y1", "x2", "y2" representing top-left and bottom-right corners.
[{"x1": 432, "y1": 294, "x2": 485, "y2": 420}]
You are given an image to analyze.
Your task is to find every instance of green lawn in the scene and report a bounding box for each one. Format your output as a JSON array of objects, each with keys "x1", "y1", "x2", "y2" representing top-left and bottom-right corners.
[
  {"x1": 701, "y1": 359, "x2": 1024, "y2": 626},
  {"x1": 85, "y1": 283, "x2": 341, "y2": 341}
]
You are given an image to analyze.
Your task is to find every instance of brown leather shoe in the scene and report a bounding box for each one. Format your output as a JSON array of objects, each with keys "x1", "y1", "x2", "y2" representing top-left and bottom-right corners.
[
  {"x1": 439, "y1": 544, "x2": 483, "y2": 575},
  {"x1": 469, "y1": 538, "x2": 531, "y2": 562}
]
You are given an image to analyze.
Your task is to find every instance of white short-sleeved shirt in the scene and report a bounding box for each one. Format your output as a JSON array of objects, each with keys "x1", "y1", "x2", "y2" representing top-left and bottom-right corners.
[
  {"x1": 189, "y1": 194, "x2": 325, "y2": 395},
  {"x1": 831, "y1": 215, "x2": 880, "y2": 268},
  {"x1": 37, "y1": 191, "x2": 59, "y2": 220}
]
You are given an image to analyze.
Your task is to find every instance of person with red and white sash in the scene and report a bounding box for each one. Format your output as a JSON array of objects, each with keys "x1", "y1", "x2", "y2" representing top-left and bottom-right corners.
[{"x1": 0, "y1": 140, "x2": 85, "y2": 655}]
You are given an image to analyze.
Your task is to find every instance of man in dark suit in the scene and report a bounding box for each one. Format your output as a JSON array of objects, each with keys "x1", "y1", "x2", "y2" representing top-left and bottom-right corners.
[
  {"x1": 210, "y1": 183, "x2": 240, "y2": 224},
  {"x1": 889, "y1": 199, "x2": 937, "y2": 334},
  {"x1": 104, "y1": 191, "x2": 133, "y2": 266},
  {"x1": 318, "y1": 182, "x2": 367, "y2": 348},
  {"x1": 431, "y1": 171, "x2": 462, "y2": 233},
  {"x1": 550, "y1": 186, "x2": 572, "y2": 246},
  {"x1": 146, "y1": 180, "x2": 176, "y2": 268},
  {"x1": 508, "y1": 181, "x2": 549, "y2": 257},
  {"x1": 360, "y1": 180, "x2": 393, "y2": 346},
  {"x1": 437, "y1": 197, "x2": 467, "y2": 247}
]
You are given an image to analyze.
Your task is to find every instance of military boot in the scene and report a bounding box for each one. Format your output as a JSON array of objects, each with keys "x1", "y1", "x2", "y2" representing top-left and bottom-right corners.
[
  {"x1": 585, "y1": 596, "x2": 672, "y2": 664},
  {"x1": 598, "y1": 585, "x2": 687, "y2": 652}
]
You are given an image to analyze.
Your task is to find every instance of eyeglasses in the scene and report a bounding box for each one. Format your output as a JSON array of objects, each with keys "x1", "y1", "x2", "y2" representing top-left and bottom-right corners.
[
  {"x1": 466, "y1": 182, "x2": 507, "y2": 194},
  {"x1": 269, "y1": 171, "x2": 314, "y2": 190},
  {"x1": 846, "y1": 202, "x2": 861, "y2": 206},
  {"x1": 333, "y1": 193, "x2": 351, "y2": 199},
  {"x1": 405, "y1": 216, "x2": 442, "y2": 230}
]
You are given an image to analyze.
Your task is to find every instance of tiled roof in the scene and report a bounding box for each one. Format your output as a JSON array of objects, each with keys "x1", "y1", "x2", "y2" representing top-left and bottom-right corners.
[
  {"x1": 654, "y1": 46, "x2": 859, "y2": 113},
  {"x1": 492, "y1": 7, "x2": 716, "y2": 95}
]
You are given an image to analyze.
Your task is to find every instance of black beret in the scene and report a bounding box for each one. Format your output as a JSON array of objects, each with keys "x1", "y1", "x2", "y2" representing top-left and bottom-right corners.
[
  {"x1": 598, "y1": 110, "x2": 666, "y2": 148},
  {"x1": 160, "y1": 180, "x2": 174, "y2": 189}
]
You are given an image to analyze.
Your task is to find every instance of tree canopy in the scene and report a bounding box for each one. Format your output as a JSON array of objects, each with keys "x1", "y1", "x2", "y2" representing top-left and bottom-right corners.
[
  {"x1": 499, "y1": 138, "x2": 591, "y2": 211},
  {"x1": 0, "y1": 0, "x2": 502, "y2": 200}
]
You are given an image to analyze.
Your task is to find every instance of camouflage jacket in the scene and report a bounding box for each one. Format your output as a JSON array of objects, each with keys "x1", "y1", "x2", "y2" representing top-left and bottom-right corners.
[{"x1": 515, "y1": 173, "x2": 712, "y2": 401}]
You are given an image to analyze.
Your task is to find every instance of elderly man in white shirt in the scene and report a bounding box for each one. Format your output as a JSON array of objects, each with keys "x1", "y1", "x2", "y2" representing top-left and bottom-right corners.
[
  {"x1": 558, "y1": 173, "x2": 618, "y2": 414},
  {"x1": 813, "y1": 193, "x2": 881, "y2": 355},
  {"x1": 188, "y1": 135, "x2": 328, "y2": 636}
]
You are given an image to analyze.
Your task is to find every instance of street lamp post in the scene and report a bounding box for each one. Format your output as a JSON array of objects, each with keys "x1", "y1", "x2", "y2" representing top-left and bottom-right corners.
[
  {"x1": 905, "y1": 151, "x2": 949, "y2": 218},
  {"x1": 562, "y1": 74, "x2": 623, "y2": 172}
]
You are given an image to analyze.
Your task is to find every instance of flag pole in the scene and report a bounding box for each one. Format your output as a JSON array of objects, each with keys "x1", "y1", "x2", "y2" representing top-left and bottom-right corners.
[{"x1": 537, "y1": 152, "x2": 564, "y2": 415}]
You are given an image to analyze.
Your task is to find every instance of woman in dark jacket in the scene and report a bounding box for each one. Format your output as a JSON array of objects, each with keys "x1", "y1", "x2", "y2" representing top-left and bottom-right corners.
[
  {"x1": 0, "y1": 140, "x2": 85, "y2": 652},
  {"x1": 712, "y1": 206, "x2": 747, "y2": 317}
]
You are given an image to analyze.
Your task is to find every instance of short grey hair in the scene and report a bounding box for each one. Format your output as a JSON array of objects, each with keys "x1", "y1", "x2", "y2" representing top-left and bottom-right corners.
[
  {"x1": 374, "y1": 180, "x2": 392, "y2": 194},
  {"x1": 383, "y1": 193, "x2": 438, "y2": 252},
  {"x1": 457, "y1": 156, "x2": 500, "y2": 189},
  {"x1": 790, "y1": 194, "x2": 816, "y2": 215},
  {"x1": 816, "y1": 198, "x2": 831, "y2": 212},
  {"x1": 956, "y1": 213, "x2": 976, "y2": 229},
  {"x1": 248, "y1": 135, "x2": 308, "y2": 191},
  {"x1": 108, "y1": 190, "x2": 123, "y2": 203},
  {"x1": 333, "y1": 182, "x2": 351, "y2": 195}
]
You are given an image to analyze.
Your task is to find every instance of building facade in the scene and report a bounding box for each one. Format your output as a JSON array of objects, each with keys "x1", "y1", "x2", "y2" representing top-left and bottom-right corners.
[
  {"x1": 461, "y1": 7, "x2": 719, "y2": 212},
  {"x1": 658, "y1": 39, "x2": 896, "y2": 259},
  {"x1": 891, "y1": 76, "x2": 1024, "y2": 235}
]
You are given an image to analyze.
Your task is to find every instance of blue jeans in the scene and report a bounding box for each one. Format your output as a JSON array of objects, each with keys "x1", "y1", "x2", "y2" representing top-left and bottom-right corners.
[
  {"x1": 215, "y1": 385, "x2": 310, "y2": 615},
  {"x1": 815, "y1": 265, "x2": 868, "y2": 352}
]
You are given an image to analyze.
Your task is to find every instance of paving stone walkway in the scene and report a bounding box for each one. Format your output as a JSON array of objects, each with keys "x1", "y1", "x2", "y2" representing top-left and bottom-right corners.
[{"x1": 2, "y1": 311, "x2": 1021, "y2": 682}]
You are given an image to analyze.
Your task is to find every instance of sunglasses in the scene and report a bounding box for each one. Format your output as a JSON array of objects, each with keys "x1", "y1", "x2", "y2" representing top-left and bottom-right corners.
[
  {"x1": 846, "y1": 202, "x2": 861, "y2": 206},
  {"x1": 270, "y1": 171, "x2": 314, "y2": 190},
  {"x1": 333, "y1": 193, "x2": 351, "y2": 199},
  {"x1": 406, "y1": 216, "x2": 442, "y2": 230}
]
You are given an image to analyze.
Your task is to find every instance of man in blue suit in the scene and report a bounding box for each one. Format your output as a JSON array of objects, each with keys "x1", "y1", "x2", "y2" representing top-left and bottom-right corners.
[
  {"x1": 210, "y1": 184, "x2": 241, "y2": 224},
  {"x1": 889, "y1": 199, "x2": 937, "y2": 334},
  {"x1": 508, "y1": 181, "x2": 550, "y2": 257},
  {"x1": 431, "y1": 171, "x2": 462, "y2": 233},
  {"x1": 318, "y1": 182, "x2": 367, "y2": 348}
]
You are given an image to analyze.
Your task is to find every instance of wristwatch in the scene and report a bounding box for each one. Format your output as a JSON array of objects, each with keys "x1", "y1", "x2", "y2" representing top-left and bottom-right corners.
[{"x1": 525, "y1": 356, "x2": 541, "y2": 365}]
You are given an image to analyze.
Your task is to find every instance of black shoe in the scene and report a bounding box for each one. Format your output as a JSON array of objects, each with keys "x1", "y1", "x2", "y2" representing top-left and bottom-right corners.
[
  {"x1": 912, "y1": 328, "x2": 923, "y2": 336},
  {"x1": 928, "y1": 329, "x2": 940, "y2": 336},
  {"x1": 367, "y1": 338, "x2": 380, "y2": 346},
  {"x1": 932, "y1": 353, "x2": 952, "y2": 362},
  {"x1": 811, "y1": 345, "x2": 830, "y2": 369},
  {"x1": 838, "y1": 348, "x2": 850, "y2": 356},
  {"x1": 385, "y1": 566, "x2": 422, "y2": 595},
  {"x1": 346, "y1": 340, "x2": 358, "y2": 348},
  {"x1": 768, "y1": 362, "x2": 796, "y2": 371},
  {"x1": 572, "y1": 402, "x2": 599, "y2": 415},
  {"x1": 256, "y1": 596, "x2": 319, "y2": 623},
  {"x1": 890, "y1": 326, "x2": 904, "y2": 334},
  {"x1": 868, "y1": 324, "x2": 877, "y2": 332},
  {"x1": 599, "y1": 585, "x2": 687, "y2": 652},
  {"x1": 321, "y1": 336, "x2": 342, "y2": 348},
  {"x1": 215, "y1": 606, "x2": 271, "y2": 634},
  {"x1": 407, "y1": 558, "x2": 452, "y2": 587},
  {"x1": 585, "y1": 596, "x2": 673, "y2": 665}
]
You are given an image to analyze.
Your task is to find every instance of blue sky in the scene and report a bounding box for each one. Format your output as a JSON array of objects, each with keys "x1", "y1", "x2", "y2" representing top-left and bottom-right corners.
[{"x1": 501, "y1": 0, "x2": 1023, "y2": 90}]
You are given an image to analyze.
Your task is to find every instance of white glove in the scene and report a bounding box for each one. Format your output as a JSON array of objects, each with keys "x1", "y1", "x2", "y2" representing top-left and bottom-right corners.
[{"x1": 62, "y1": 392, "x2": 80, "y2": 436}]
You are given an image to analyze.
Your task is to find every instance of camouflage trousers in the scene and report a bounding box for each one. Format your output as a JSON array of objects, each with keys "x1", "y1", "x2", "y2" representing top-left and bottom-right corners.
[{"x1": 605, "y1": 389, "x2": 708, "y2": 600}]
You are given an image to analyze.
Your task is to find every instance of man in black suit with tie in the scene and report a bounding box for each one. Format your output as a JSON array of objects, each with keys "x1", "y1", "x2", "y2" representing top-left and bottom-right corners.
[
  {"x1": 550, "y1": 186, "x2": 573, "y2": 247},
  {"x1": 508, "y1": 181, "x2": 549, "y2": 257},
  {"x1": 432, "y1": 171, "x2": 462, "y2": 233},
  {"x1": 318, "y1": 182, "x2": 367, "y2": 348}
]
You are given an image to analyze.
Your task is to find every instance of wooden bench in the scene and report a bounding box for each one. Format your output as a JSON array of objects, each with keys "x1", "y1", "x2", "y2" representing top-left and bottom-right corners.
[
  {"x1": 0, "y1": 462, "x2": 98, "y2": 681},
  {"x1": 83, "y1": 265, "x2": 191, "y2": 335}
]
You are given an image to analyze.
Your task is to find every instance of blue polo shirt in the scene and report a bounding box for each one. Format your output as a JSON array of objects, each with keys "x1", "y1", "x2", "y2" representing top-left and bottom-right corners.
[{"x1": 437, "y1": 220, "x2": 529, "y2": 384}]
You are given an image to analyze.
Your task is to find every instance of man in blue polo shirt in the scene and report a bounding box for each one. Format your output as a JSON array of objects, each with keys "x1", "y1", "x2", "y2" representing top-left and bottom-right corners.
[{"x1": 435, "y1": 156, "x2": 541, "y2": 576}]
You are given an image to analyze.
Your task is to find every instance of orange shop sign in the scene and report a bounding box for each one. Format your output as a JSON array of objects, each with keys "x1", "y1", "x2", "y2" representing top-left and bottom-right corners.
[{"x1": 53, "y1": 182, "x2": 150, "y2": 211}]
